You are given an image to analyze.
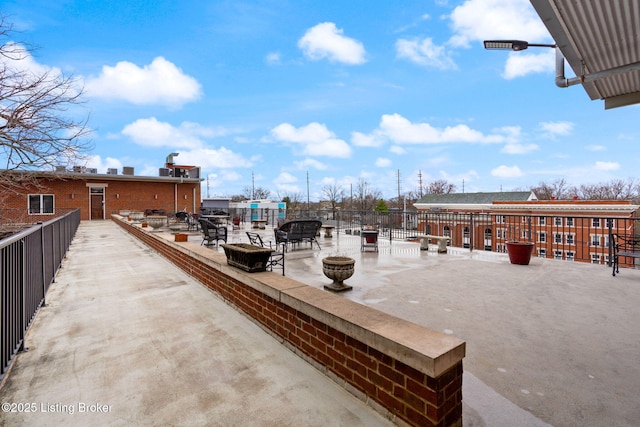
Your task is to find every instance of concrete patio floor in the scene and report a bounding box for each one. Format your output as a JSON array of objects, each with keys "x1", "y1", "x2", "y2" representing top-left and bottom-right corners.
[{"x1": 1, "y1": 220, "x2": 639, "y2": 426}]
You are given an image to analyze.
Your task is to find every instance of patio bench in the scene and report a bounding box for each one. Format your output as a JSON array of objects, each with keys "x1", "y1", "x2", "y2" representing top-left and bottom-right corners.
[
  {"x1": 275, "y1": 219, "x2": 322, "y2": 250},
  {"x1": 417, "y1": 235, "x2": 450, "y2": 253},
  {"x1": 611, "y1": 233, "x2": 640, "y2": 276}
]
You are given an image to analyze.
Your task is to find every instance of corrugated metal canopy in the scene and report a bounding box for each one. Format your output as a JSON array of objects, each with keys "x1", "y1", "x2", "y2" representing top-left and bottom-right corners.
[{"x1": 530, "y1": 0, "x2": 640, "y2": 109}]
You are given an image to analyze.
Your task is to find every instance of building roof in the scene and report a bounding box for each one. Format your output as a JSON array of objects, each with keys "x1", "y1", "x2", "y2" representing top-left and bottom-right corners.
[
  {"x1": 530, "y1": 0, "x2": 640, "y2": 109},
  {"x1": 6, "y1": 169, "x2": 202, "y2": 184},
  {"x1": 416, "y1": 191, "x2": 535, "y2": 205}
]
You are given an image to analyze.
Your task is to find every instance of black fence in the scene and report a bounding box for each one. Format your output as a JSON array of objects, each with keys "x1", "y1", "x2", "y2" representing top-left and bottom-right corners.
[
  {"x1": 225, "y1": 208, "x2": 638, "y2": 267},
  {"x1": 0, "y1": 209, "x2": 80, "y2": 380}
]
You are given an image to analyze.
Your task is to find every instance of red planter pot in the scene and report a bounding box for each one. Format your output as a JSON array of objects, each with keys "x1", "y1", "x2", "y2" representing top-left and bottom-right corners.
[{"x1": 506, "y1": 241, "x2": 534, "y2": 265}]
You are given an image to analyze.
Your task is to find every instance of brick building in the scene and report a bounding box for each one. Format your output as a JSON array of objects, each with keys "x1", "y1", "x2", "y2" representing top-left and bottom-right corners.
[
  {"x1": 414, "y1": 192, "x2": 640, "y2": 265},
  {"x1": 1, "y1": 166, "x2": 203, "y2": 224}
]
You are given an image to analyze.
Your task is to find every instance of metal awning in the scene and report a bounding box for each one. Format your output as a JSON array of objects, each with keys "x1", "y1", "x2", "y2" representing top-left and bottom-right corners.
[{"x1": 530, "y1": 0, "x2": 640, "y2": 109}]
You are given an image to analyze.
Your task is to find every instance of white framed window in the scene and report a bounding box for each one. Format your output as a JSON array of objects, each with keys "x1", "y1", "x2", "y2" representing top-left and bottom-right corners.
[
  {"x1": 591, "y1": 235, "x2": 601, "y2": 247},
  {"x1": 539, "y1": 232, "x2": 546, "y2": 243},
  {"x1": 28, "y1": 194, "x2": 54, "y2": 215},
  {"x1": 566, "y1": 217, "x2": 574, "y2": 226},
  {"x1": 591, "y1": 254, "x2": 601, "y2": 264},
  {"x1": 496, "y1": 215, "x2": 505, "y2": 223},
  {"x1": 566, "y1": 234, "x2": 575, "y2": 245},
  {"x1": 592, "y1": 218, "x2": 601, "y2": 228},
  {"x1": 554, "y1": 216, "x2": 562, "y2": 226},
  {"x1": 566, "y1": 252, "x2": 575, "y2": 261},
  {"x1": 555, "y1": 233, "x2": 562, "y2": 244},
  {"x1": 539, "y1": 216, "x2": 546, "y2": 225},
  {"x1": 554, "y1": 250, "x2": 563, "y2": 260},
  {"x1": 538, "y1": 248, "x2": 547, "y2": 257}
]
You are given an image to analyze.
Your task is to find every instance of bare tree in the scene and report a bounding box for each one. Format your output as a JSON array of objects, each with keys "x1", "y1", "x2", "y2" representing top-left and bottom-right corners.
[
  {"x1": 242, "y1": 185, "x2": 270, "y2": 200},
  {"x1": 1, "y1": 17, "x2": 91, "y2": 228},
  {"x1": 321, "y1": 183, "x2": 344, "y2": 219},
  {"x1": 0, "y1": 17, "x2": 91, "y2": 174},
  {"x1": 529, "y1": 178, "x2": 574, "y2": 200},
  {"x1": 354, "y1": 178, "x2": 382, "y2": 211},
  {"x1": 576, "y1": 178, "x2": 638, "y2": 200},
  {"x1": 427, "y1": 179, "x2": 456, "y2": 194}
]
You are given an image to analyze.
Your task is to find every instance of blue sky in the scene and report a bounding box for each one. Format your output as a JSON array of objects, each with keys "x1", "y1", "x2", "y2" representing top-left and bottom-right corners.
[{"x1": 4, "y1": 0, "x2": 639, "y2": 200}]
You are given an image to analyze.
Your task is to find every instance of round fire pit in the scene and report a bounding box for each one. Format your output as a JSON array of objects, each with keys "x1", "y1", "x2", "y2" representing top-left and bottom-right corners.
[{"x1": 322, "y1": 256, "x2": 355, "y2": 292}]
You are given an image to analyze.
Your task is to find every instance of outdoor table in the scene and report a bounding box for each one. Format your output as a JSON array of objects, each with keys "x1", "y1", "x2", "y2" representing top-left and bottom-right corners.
[{"x1": 321, "y1": 225, "x2": 335, "y2": 238}]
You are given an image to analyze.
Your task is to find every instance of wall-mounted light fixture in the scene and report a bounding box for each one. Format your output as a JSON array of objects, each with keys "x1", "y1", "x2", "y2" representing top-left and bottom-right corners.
[
  {"x1": 184, "y1": 194, "x2": 187, "y2": 200},
  {"x1": 116, "y1": 193, "x2": 120, "y2": 199},
  {"x1": 70, "y1": 193, "x2": 74, "y2": 199},
  {"x1": 154, "y1": 194, "x2": 158, "y2": 199}
]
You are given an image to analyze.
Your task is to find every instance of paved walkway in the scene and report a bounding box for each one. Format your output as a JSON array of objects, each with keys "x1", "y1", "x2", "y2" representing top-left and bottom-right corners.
[{"x1": 0, "y1": 221, "x2": 394, "y2": 426}]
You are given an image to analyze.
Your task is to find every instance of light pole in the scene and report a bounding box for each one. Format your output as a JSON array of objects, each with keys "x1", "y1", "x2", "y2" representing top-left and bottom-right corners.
[{"x1": 483, "y1": 40, "x2": 556, "y2": 51}]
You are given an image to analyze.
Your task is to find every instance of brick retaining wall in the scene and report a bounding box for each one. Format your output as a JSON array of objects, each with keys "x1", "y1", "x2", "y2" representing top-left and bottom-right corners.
[{"x1": 115, "y1": 217, "x2": 465, "y2": 427}]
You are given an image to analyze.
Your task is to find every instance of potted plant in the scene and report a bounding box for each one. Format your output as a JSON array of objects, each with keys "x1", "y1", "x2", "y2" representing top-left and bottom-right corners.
[{"x1": 505, "y1": 225, "x2": 534, "y2": 265}]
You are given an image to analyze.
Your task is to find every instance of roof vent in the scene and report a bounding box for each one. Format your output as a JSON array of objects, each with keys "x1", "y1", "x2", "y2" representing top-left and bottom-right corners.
[
  {"x1": 107, "y1": 168, "x2": 118, "y2": 175},
  {"x1": 122, "y1": 166, "x2": 134, "y2": 175}
]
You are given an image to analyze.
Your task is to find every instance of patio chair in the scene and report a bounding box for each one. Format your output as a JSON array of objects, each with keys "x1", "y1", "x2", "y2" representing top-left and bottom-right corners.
[
  {"x1": 246, "y1": 232, "x2": 285, "y2": 276},
  {"x1": 186, "y1": 214, "x2": 199, "y2": 231},
  {"x1": 199, "y1": 218, "x2": 227, "y2": 247}
]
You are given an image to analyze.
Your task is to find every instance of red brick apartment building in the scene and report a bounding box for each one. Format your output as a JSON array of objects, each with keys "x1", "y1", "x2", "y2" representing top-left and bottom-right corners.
[
  {"x1": 415, "y1": 192, "x2": 640, "y2": 265},
  {"x1": 1, "y1": 165, "x2": 203, "y2": 224}
]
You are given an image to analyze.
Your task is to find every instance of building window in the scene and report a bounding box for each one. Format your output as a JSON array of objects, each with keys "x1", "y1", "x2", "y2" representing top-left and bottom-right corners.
[
  {"x1": 496, "y1": 215, "x2": 505, "y2": 223},
  {"x1": 591, "y1": 254, "x2": 601, "y2": 264},
  {"x1": 539, "y1": 232, "x2": 546, "y2": 243},
  {"x1": 28, "y1": 194, "x2": 54, "y2": 215},
  {"x1": 591, "y1": 235, "x2": 601, "y2": 247},
  {"x1": 566, "y1": 217, "x2": 574, "y2": 226},
  {"x1": 554, "y1": 250, "x2": 563, "y2": 260},
  {"x1": 554, "y1": 216, "x2": 562, "y2": 226},
  {"x1": 539, "y1": 216, "x2": 546, "y2": 225},
  {"x1": 554, "y1": 233, "x2": 562, "y2": 244},
  {"x1": 606, "y1": 218, "x2": 615, "y2": 229},
  {"x1": 566, "y1": 234, "x2": 575, "y2": 245},
  {"x1": 538, "y1": 248, "x2": 546, "y2": 258},
  {"x1": 592, "y1": 218, "x2": 601, "y2": 228},
  {"x1": 566, "y1": 252, "x2": 575, "y2": 261}
]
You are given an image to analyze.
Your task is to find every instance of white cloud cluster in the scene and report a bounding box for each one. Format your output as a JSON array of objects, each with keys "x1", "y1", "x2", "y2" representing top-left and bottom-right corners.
[
  {"x1": 122, "y1": 117, "x2": 225, "y2": 149},
  {"x1": 491, "y1": 165, "x2": 523, "y2": 178},
  {"x1": 85, "y1": 57, "x2": 202, "y2": 108},
  {"x1": 376, "y1": 113, "x2": 509, "y2": 145},
  {"x1": 395, "y1": 37, "x2": 457, "y2": 70},
  {"x1": 448, "y1": 0, "x2": 549, "y2": 48},
  {"x1": 270, "y1": 122, "x2": 352, "y2": 158},
  {"x1": 540, "y1": 120, "x2": 574, "y2": 136},
  {"x1": 298, "y1": 22, "x2": 366, "y2": 65}
]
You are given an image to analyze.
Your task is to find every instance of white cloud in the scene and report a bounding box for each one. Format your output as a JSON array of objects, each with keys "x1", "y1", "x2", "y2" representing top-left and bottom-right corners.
[
  {"x1": 293, "y1": 158, "x2": 329, "y2": 170},
  {"x1": 351, "y1": 131, "x2": 385, "y2": 147},
  {"x1": 503, "y1": 50, "x2": 555, "y2": 79},
  {"x1": 501, "y1": 143, "x2": 538, "y2": 154},
  {"x1": 540, "y1": 120, "x2": 574, "y2": 136},
  {"x1": 298, "y1": 22, "x2": 366, "y2": 65},
  {"x1": 122, "y1": 117, "x2": 226, "y2": 149},
  {"x1": 85, "y1": 57, "x2": 201, "y2": 108},
  {"x1": 585, "y1": 144, "x2": 606, "y2": 152},
  {"x1": 275, "y1": 172, "x2": 297, "y2": 184},
  {"x1": 270, "y1": 122, "x2": 352, "y2": 158},
  {"x1": 389, "y1": 145, "x2": 406, "y2": 155},
  {"x1": 376, "y1": 157, "x2": 392, "y2": 167},
  {"x1": 265, "y1": 52, "x2": 281, "y2": 65},
  {"x1": 179, "y1": 147, "x2": 253, "y2": 170},
  {"x1": 594, "y1": 161, "x2": 619, "y2": 171},
  {"x1": 85, "y1": 155, "x2": 123, "y2": 173},
  {"x1": 448, "y1": 0, "x2": 549, "y2": 48},
  {"x1": 395, "y1": 37, "x2": 457, "y2": 70},
  {"x1": 378, "y1": 113, "x2": 508, "y2": 144},
  {"x1": 491, "y1": 165, "x2": 523, "y2": 178}
]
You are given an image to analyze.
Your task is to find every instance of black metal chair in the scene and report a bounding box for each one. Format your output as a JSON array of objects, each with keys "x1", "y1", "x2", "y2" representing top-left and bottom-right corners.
[
  {"x1": 246, "y1": 232, "x2": 285, "y2": 276},
  {"x1": 199, "y1": 218, "x2": 227, "y2": 247}
]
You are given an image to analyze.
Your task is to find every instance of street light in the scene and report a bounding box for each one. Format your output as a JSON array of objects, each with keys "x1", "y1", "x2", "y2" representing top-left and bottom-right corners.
[{"x1": 483, "y1": 40, "x2": 556, "y2": 51}]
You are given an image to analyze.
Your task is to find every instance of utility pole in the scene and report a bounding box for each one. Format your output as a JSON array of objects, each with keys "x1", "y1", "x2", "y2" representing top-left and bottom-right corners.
[
  {"x1": 418, "y1": 170, "x2": 424, "y2": 198},
  {"x1": 306, "y1": 171, "x2": 310, "y2": 215},
  {"x1": 252, "y1": 171, "x2": 255, "y2": 200},
  {"x1": 397, "y1": 169, "x2": 401, "y2": 209}
]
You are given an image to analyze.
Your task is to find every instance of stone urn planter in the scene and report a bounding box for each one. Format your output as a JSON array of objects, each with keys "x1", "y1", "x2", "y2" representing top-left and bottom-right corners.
[
  {"x1": 322, "y1": 256, "x2": 355, "y2": 292},
  {"x1": 221, "y1": 243, "x2": 274, "y2": 273},
  {"x1": 119, "y1": 210, "x2": 131, "y2": 218},
  {"x1": 129, "y1": 211, "x2": 145, "y2": 223},
  {"x1": 506, "y1": 241, "x2": 535, "y2": 265},
  {"x1": 146, "y1": 215, "x2": 167, "y2": 230}
]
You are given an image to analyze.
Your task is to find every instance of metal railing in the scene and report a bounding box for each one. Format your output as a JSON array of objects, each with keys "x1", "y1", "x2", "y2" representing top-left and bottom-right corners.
[
  {"x1": 240, "y1": 209, "x2": 638, "y2": 266},
  {"x1": 1, "y1": 209, "x2": 80, "y2": 379}
]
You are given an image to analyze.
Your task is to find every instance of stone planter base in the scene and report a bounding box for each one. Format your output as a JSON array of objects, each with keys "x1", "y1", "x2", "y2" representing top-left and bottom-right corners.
[
  {"x1": 221, "y1": 243, "x2": 274, "y2": 273},
  {"x1": 322, "y1": 256, "x2": 355, "y2": 292}
]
